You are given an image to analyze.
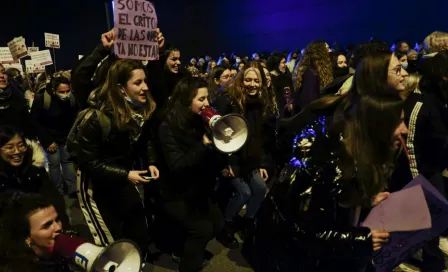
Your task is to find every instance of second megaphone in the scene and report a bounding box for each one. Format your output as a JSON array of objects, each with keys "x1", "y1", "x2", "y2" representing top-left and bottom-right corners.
[
  {"x1": 200, "y1": 107, "x2": 248, "y2": 153},
  {"x1": 52, "y1": 232, "x2": 142, "y2": 272}
]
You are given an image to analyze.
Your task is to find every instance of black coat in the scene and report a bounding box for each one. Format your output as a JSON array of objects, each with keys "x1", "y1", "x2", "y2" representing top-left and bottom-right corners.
[
  {"x1": 157, "y1": 118, "x2": 223, "y2": 207},
  {"x1": 30, "y1": 92, "x2": 79, "y2": 145},
  {"x1": 252, "y1": 115, "x2": 373, "y2": 271},
  {"x1": 0, "y1": 143, "x2": 69, "y2": 228},
  {"x1": 213, "y1": 93, "x2": 268, "y2": 177},
  {"x1": 390, "y1": 91, "x2": 448, "y2": 194},
  {"x1": 74, "y1": 109, "x2": 156, "y2": 194}
]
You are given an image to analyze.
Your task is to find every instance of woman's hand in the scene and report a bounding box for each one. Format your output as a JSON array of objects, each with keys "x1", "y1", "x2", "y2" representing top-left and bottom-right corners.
[
  {"x1": 371, "y1": 229, "x2": 390, "y2": 251},
  {"x1": 101, "y1": 29, "x2": 115, "y2": 49},
  {"x1": 259, "y1": 168, "x2": 269, "y2": 181},
  {"x1": 148, "y1": 165, "x2": 159, "y2": 179},
  {"x1": 372, "y1": 192, "x2": 390, "y2": 207},
  {"x1": 203, "y1": 134, "x2": 212, "y2": 145},
  {"x1": 128, "y1": 170, "x2": 149, "y2": 185},
  {"x1": 156, "y1": 28, "x2": 165, "y2": 49},
  {"x1": 222, "y1": 166, "x2": 235, "y2": 178}
]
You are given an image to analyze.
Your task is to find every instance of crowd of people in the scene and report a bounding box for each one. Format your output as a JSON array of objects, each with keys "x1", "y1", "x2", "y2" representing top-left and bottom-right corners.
[{"x1": 0, "y1": 28, "x2": 447, "y2": 272}]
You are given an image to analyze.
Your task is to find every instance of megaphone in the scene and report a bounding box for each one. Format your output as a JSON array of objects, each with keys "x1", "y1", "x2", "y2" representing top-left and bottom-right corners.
[
  {"x1": 200, "y1": 107, "x2": 248, "y2": 154},
  {"x1": 52, "y1": 233, "x2": 142, "y2": 272}
]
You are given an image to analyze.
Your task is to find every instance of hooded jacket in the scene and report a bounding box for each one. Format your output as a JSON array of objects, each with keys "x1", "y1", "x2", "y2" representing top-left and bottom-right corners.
[{"x1": 0, "y1": 140, "x2": 69, "y2": 227}]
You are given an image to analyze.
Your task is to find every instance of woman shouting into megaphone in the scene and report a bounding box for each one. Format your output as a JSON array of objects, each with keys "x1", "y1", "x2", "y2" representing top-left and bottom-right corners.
[{"x1": 157, "y1": 77, "x2": 231, "y2": 272}]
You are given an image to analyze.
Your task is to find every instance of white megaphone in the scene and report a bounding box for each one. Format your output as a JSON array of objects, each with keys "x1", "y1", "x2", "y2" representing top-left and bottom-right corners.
[
  {"x1": 52, "y1": 233, "x2": 142, "y2": 272},
  {"x1": 200, "y1": 107, "x2": 248, "y2": 154}
]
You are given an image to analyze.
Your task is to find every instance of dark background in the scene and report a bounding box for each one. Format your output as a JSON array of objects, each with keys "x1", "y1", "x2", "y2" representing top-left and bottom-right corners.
[{"x1": 2, "y1": 0, "x2": 446, "y2": 69}]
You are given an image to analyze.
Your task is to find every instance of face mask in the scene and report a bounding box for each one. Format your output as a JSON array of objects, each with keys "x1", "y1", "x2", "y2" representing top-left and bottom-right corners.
[
  {"x1": 56, "y1": 92, "x2": 71, "y2": 101},
  {"x1": 402, "y1": 63, "x2": 409, "y2": 70},
  {"x1": 124, "y1": 94, "x2": 145, "y2": 108}
]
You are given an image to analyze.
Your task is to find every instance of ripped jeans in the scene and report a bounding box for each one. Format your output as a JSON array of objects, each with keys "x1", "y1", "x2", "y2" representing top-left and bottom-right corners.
[{"x1": 224, "y1": 170, "x2": 268, "y2": 221}]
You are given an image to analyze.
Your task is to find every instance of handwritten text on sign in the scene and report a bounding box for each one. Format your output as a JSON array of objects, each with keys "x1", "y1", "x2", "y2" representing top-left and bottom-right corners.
[
  {"x1": 45, "y1": 33, "x2": 60, "y2": 49},
  {"x1": 7, "y1": 37, "x2": 28, "y2": 60},
  {"x1": 0, "y1": 47, "x2": 15, "y2": 64},
  {"x1": 30, "y1": 50, "x2": 53, "y2": 66},
  {"x1": 113, "y1": 0, "x2": 159, "y2": 60}
]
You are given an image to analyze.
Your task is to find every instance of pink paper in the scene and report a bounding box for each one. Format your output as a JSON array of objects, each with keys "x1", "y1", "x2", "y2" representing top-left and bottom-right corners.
[
  {"x1": 362, "y1": 185, "x2": 431, "y2": 232},
  {"x1": 113, "y1": 0, "x2": 159, "y2": 60}
]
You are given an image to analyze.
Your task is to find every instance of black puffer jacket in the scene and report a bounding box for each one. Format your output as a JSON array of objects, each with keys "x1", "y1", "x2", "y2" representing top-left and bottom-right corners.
[{"x1": 251, "y1": 115, "x2": 373, "y2": 271}]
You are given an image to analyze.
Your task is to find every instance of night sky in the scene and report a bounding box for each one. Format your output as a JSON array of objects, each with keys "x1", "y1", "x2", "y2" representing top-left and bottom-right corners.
[{"x1": 2, "y1": 0, "x2": 447, "y2": 69}]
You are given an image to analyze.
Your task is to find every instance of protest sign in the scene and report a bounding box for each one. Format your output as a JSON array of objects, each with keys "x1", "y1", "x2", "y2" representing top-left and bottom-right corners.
[
  {"x1": 25, "y1": 59, "x2": 45, "y2": 73},
  {"x1": 113, "y1": 0, "x2": 159, "y2": 60},
  {"x1": 7, "y1": 37, "x2": 28, "y2": 60},
  {"x1": 30, "y1": 50, "x2": 53, "y2": 66},
  {"x1": 28, "y1": 47, "x2": 39, "y2": 53},
  {"x1": 45, "y1": 33, "x2": 60, "y2": 48},
  {"x1": 4, "y1": 63, "x2": 24, "y2": 74},
  {"x1": 0, "y1": 47, "x2": 15, "y2": 64}
]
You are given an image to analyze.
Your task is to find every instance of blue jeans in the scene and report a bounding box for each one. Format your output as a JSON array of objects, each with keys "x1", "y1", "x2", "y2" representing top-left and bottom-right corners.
[
  {"x1": 225, "y1": 170, "x2": 268, "y2": 221},
  {"x1": 47, "y1": 143, "x2": 76, "y2": 195}
]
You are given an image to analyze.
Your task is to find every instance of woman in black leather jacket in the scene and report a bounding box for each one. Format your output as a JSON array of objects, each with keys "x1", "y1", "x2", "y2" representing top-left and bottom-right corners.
[
  {"x1": 73, "y1": 60, "x2": 158, "y2": 260},
  {"x1": 251, "y1": 92, "x2": 409, "y2": 271}
]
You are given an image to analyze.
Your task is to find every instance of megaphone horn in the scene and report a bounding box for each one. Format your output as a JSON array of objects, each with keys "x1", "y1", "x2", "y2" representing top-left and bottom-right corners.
[
  {"x1": 53, "y1": 233, "x2": 142, "y2": 272},
  {"x1": 200, "y1": 107, "x2": 249, "y2": 154}
]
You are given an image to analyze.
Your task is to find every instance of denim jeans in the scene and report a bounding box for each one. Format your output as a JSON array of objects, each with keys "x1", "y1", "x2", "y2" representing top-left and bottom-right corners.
[
  {"x1": 47, "y1": 143, "x2": 77, "y2": 195},
  {"x1": 225, "y1": 170, "x2": 268, "y2": 221}
]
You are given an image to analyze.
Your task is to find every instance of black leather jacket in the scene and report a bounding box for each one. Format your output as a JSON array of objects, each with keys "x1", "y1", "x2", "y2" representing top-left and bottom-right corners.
[
  {"x1": 75, "y1": 110, "x2": 156, "y2": 193},
  {"x1": 252, "y1": 115, "x2": 373, "y2": 271}
]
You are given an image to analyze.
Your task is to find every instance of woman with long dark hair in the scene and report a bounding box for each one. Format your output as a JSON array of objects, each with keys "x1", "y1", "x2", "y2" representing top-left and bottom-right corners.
[
  {"x1": 0, "y1": 126, "x2": 69, "y2": 227},
  {"x1": 251, "y1": 91, "x2": 408, "y2": 271},
  {"x1": 0, "y1": 192, "x2": 67, "y2": 271},
  {"x1": 73, "y1": 59, "x2": 158, "y2": 260},
  {"x1": 157, "y1": 77, "x2": 226, "y2": 272}
]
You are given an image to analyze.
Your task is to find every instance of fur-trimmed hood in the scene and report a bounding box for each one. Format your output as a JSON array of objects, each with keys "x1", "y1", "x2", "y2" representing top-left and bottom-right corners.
[{"x1": 25, "y1": 139, "x2": 48, "y2": 168}]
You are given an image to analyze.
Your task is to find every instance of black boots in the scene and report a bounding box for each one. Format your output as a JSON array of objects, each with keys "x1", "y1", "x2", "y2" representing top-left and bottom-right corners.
[{"x1": 216, "y1": 221, "x2": 239, "y2": 249}]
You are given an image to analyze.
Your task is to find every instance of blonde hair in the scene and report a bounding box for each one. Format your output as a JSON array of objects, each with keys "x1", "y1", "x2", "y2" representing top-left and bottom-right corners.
[
  {"x1": 424, "y1": 31, "x2": 448, "y2": 53},
  {"x1": 402, "y1": 73, "x2": 422, "y2": 99}
]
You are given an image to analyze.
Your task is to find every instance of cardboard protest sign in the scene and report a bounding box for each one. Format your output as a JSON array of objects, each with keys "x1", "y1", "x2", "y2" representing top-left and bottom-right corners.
[
  {"x1": 0, "y1": 47, "x2": 15, "y2": 64},
  {"x1": 45, "y1": 33, "x2": 60, "y2": 48},
  {"x1": 28, "y1": 47, "x2": 39, "y2": 53},
  {"x1": 113, "y1": 0, "x2": 159, "y2": 60},
  {"x1": 3, "y1": 63, "x2": 24, "y2": 74},
  {"x1": 30, "y1": 50, "x2": 53, "y2": 66},
  {"x1": 25, "y1": 59, "x2": 45, "y2": 73},
  {"x1": 7, "y1": 37, "x2": 28, "y2": 60}
]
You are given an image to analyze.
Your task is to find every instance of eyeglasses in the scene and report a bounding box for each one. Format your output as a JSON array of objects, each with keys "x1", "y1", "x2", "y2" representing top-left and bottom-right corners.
[
  {"x1": 389, "y1": 66, "x2": 403, "y2": 76},
  {"x1": 1, "y1": 143, "x2": 28, "y2": 155}
]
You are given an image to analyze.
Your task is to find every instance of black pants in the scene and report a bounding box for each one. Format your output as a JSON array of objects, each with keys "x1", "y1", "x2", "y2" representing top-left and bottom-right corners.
[
  {"x1": 163, "y1": 198, "x2": 224, "y2": 272},
  {"x1": 78, "y1": 173, "x2": 149, "y2": 261}
]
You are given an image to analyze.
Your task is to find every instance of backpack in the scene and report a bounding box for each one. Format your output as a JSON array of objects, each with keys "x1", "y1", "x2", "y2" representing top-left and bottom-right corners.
[{"x1": 66, "y1": 108, "x2": 111, "y2": 161}]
